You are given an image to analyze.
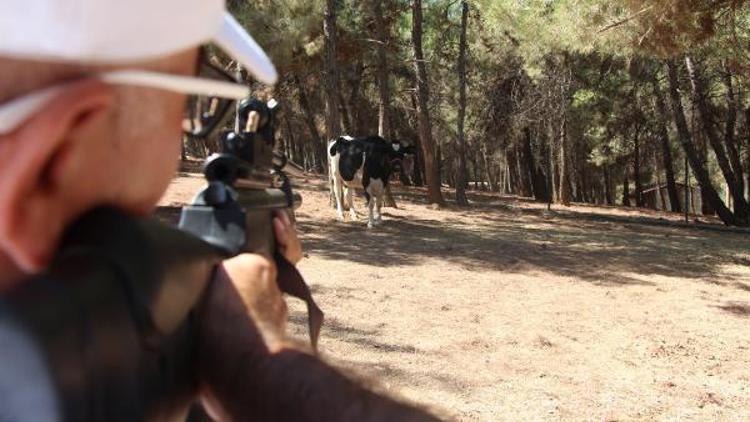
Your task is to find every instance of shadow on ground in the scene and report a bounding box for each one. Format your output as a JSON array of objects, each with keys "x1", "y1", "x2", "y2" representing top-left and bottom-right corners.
[
  {"x1": 287, "y1": 311, "x2": 468, "y2": 396},
  {"x1": 296, "y1": 202, "x2": 749, "y2": 288},
  {"x1": 154, "y1": 171, "x2": 749, "y2": 289}
]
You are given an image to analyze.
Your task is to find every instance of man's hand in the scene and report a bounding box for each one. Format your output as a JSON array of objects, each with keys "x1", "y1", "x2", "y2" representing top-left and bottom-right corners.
[
  {"x1": 221, "y1": 254, "x2": 287, "y2": 349},
  {"x1": 219, "y1": 209, "x2": 304, "y2": 347},
  {"x1": 272, "y1": 210, "x2": 303, "y2": 264},
  {"x1": 196, "y1": 270, "x2": 439, "y2": 422}
]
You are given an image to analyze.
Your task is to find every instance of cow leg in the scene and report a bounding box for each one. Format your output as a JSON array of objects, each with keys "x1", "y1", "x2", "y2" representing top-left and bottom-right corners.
[
  {"x1": 366, "y1": 195, "x2": 376, "y2": 228},
  {"x1": 345, "y1": 185, "x2": 358, "y2": 220},
  {"x1": 375, "y1": 192, "x2": 384, "y2": 223},
  {"x1": 332, "y1": 176, "x2": 345, "y2": 220},
  {"x1": 366, "y1": 178, "x2": 384, "y2": 227}
]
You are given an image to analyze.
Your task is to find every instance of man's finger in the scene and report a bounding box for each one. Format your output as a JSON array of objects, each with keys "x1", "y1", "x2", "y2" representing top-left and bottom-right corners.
[
  {"x1": 274, "y1": 209, "x2": 292, "y2": 227},
  {"x1": 273, "y1": 216, "x2": 288, "y2": 246}
]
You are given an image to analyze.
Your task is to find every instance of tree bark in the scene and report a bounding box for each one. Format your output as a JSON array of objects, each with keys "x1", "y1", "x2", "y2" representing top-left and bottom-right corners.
[
  {"x1": 653, "y1": 148, "x2": 666, "y2": 210},
  {"x1": 472, "y1": 154, "x2": 480, "y2": 190},
  {"x1": 481, "y1": 141, "x2": 497, "y2": 191},
  {"x1": 323, "y1": 0, "x2": 341, "y2": 140},
  {"x1": 559, "y1": 117, "x2": 571, "y2": 206},
  {"x1": 721, "y1": 61, "x2": 745, "y2": 192},
  {"x1": 622, "y1": 169, "x2": 630, "y2": 207},
  {"x1": 547, "y1": 122, "x2": 559, "y2": 202},
  {"x1": 746, "y1": 107, "x2": 750, "y2": 199},
  {"x1": 604, "y1": 164, "x2": 614, "y2": 205},
  {"x1": 522, "y1": 128, "x2": 546, "y2": 201},
  {"x1": 408, "y1": 92, "x2": 425, "y2": 186},
  {"x1": 349, "y1": 61, "x2": 365, "y2": 135},
  {"x1": 685, "y1": 56, "x2": 749, "y2": 222},
  {"x1": 373, "y1": 0, "x2": 392, "y2": 139},
  {"x1": 665, "y1": 59, "x2": 742, "y2": 225},
  {"x1": 506, "y1": 147, "x2": 520, "y2": 195},
  {"x1": 455, "y1": 0, "x2": 470, "y2": 206},
  {"x1": 371, "y1": 0, "x2": 399, "y2": 208},
  {"x1": 282, "y1": 114, "x2": 296, "y2": 163},
  {"x1": 337, "y1": 89, "x2": 352, "y2": 134},
  {"x1": 650, "y1": 74, "x2": 682, "y2": 212},
  {"x1": 515, "y1": 142, "x2": 532, "y2": 197},
  {"x1": 324, "y1": 0, "x2": 342, "y2": 206},
  {"x1": 412, "y1": 0, "x2": 444, "y2": 205},
  {"x1": 633, "y1": 123, "x2": 644, "y2": 207},
  {"x1": 294, "y1": 74, "x2": 325, "y2": 171},
  {"x1": 579, "y1": 156, "x2": 590, "y2": 203}
]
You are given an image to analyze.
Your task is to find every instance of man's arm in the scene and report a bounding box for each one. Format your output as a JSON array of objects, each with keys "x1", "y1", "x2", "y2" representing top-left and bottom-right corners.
[{"x1": 197, "y1": 265, "x2": 439, "y2": 422}]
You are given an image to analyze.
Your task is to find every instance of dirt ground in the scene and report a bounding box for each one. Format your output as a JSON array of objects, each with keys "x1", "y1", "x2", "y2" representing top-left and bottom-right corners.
[{"x1": 159, "y1": 165, "x2": 750, "y2": 421}]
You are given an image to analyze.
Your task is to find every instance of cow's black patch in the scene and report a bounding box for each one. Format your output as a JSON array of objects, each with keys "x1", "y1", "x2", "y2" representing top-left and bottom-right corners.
[
  {"x1": 329, "y1": 135, "x2": 416, "y2": 225},
  {"x1": 329, "y1": 135, "x2": 400, "y2": 186}
]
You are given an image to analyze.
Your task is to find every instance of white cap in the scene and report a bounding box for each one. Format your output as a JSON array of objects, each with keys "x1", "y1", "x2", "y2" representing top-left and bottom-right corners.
[{"x1": 0, "y1": 0, "x2": 278, "y2": 85}]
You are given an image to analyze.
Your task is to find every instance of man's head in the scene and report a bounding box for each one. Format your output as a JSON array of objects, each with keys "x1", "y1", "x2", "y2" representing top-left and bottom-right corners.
[
  {"x1": 0, "y1": 53, "x2": 200, "y2": 279},
  {"x1": 0, "y1": 1, "x2": 276, "y2": 286}
]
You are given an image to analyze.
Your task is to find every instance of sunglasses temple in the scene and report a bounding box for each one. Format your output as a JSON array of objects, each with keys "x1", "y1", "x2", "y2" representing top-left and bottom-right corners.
[{"x1": 100, "y1": 71, "x2": 249, "y2": 99}]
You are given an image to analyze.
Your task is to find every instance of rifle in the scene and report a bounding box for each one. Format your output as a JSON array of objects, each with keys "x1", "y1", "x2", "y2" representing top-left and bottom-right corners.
[{"x1": 0, "y1": 97, "x2": 323, "y2": 420}]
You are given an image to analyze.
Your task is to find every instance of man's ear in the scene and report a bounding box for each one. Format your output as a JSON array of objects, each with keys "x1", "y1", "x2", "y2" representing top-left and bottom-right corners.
[{"x1": 0, "y1": 80, "x2": 115, "y2": 272}]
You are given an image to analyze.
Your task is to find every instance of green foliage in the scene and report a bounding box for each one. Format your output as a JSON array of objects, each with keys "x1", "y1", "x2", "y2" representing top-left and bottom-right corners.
[{"x1": 212, "y1": 0, "x2": 750, "y2": 215}]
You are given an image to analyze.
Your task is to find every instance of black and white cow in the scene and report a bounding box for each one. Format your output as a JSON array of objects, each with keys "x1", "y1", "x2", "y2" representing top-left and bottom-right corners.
[{"x1": 328, "y1": 135, "x2": 415, "y2": 228}]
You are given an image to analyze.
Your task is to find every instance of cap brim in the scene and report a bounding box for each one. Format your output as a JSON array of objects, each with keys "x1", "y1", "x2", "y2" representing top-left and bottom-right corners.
[{"x1": 214, "y1": 13, "x2": 278, "y2": 85}]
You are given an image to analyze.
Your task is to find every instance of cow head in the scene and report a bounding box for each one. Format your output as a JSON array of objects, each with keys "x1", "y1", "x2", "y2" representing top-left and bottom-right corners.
[{"x1": 329, "y1": 135, "x2": 355, "y2": 157}]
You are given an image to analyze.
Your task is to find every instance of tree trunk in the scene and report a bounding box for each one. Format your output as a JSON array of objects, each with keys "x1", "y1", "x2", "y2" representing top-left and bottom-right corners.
[
  {"x1": 721, "y1": 61, "x2": 745, "y2": 193},
  {"x1": 337, "y1": 90, "x2": 352, "y2": 134},
  {"x1": 373, "y1": 0, "x2": 392, "y2": 139},
  {"x1": 685, "y1": 56, "x2": 749, "y2": 222},
  {"x1": 514, "y1": 142, "x2": 530, "y2": 197},
  {"x1": 522, "y1": 128, "x2": 546, "y2": 201},
  {"x1": 604, "y1": 164, "x2": 614, "y2": 205},
  {"x1": 324, "y1": 0, "x2": 341, "y2": 206},
  {"x1": 371, "y1": 2, "x2": 398, "y2": 209},
  {"x1": 412, "y1": 0, "x2": 444, "y2": 205},
  {"x1": 455, "y1": 0, "x2": 470, "y2": 206},
  {"x1": 559, "y1": 117, "x2": 571, "y2": 206},
  {"x1": 481, "y1": 142, "x2": 497, "y2": 191},
  {"x1": 506, "y1": 147, "x2": 520, "y2": 195},
  {"x1": 323, "y1": 0, "x2": 341, "y2": 141},
  {"x1": 622, "y1": 170, "x2": 630, "y2": 207},
  {"x1": 653, "y1": 148, "x2": 667, "y2": 210},
  {"x1": 650, "y1": 74, "x2": 682, "y2": 212},
  {"x1": 472, "y1": 154, "x2": 480, "y2": 191},
  {"x1": 282, "y1": 114, "x2": 295, "y2": 163},
  {"x1": 349, "y1": 61, "x2": 365, "y2": 134},
  {"x1": 580, "y1": 160, "x2": 590, "y2": 203},
  {"x1": 633, "y1": 123, "x2": 644, "y2": 207},
  {"x1": 746, "y1": 108, "x2": 750, "y2": 199},
  {"x1": 665, "y1": 59, "x2": 742, "y2": 225},
  {"x1": 294, "y1": 74, "x2": 325, "y2": 171},
  {"x1": 547, "y1": 122, "x2": 559, "y2": 202}
]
